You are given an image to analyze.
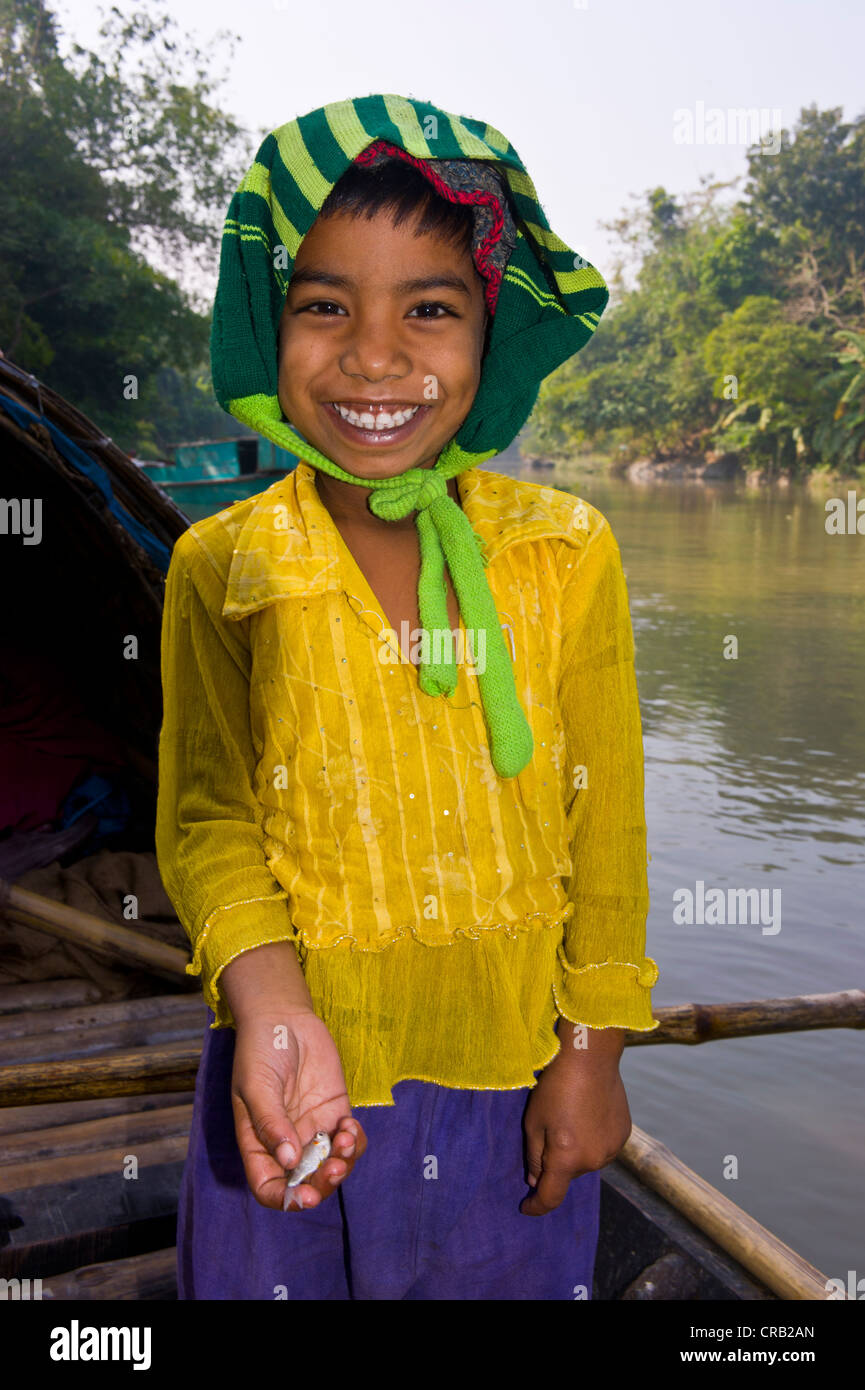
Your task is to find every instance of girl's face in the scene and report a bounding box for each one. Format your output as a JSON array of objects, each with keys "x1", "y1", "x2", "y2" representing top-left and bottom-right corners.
[{"x1": 277, "y1": 207, "x2": 488, "y2": 481}]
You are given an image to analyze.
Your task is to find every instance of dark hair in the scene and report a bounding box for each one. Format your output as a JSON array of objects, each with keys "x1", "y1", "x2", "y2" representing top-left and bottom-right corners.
[
  {"x1": 318, "y1": 160, "x2": 476, "y2": 258},
  {"x1": 316, "y1": 161, "x2": 491, "y2": 355}
]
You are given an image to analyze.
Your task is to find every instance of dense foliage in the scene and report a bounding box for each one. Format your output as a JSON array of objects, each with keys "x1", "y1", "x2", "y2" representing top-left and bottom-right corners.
[
  {"x1": 0, "y1": 0, "x2": 253, "y2": 454},
  {"x1": 524, "y1": 107, "x2": 865, "y2": 477},
  {"x1": 3, "y1": 8, "x2": 862, "y2": 474}
]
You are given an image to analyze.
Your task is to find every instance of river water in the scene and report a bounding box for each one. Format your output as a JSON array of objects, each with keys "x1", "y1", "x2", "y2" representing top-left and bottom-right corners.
[
  {"x1": 183, "y1": 458, "x2": 863, "y2": 1281},
  {"x1": 509, "y1": 459, "x2": 864, "y2": 1283}
]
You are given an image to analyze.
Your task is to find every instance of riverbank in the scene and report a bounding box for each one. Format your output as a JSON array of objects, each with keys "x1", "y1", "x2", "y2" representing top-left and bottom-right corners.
[
  {"x1": 623, "y1": 454, "x2": 862, "y2": 489},
  {"x1": 519, "y1": 446, "x2": 862, "y2": 489}
]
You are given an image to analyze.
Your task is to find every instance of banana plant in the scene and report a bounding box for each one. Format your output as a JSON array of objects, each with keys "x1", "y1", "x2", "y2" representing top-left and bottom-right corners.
[{"x1": 814, "y1": 329, "x2": 865, "y2": 473}]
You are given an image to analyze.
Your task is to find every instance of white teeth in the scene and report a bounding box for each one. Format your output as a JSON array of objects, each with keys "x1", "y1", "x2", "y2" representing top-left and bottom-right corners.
[{"x1": 333, "y1": 403, "x2": 420, "y2": 431}]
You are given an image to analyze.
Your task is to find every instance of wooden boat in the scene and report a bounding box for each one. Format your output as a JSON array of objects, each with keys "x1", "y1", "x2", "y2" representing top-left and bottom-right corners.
[
  {"x1": 3, "y1": 987, "x2": 857, "y2": 1301},
  {"x1": 0, "y1": 355, "x2": 857, "y2": 1301},
  {"x1": 138, "y1": 434, "x2": 298, "y2": 513}
]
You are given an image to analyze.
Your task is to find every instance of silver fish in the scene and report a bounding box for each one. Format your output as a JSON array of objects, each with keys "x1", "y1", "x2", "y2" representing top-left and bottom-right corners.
[{"x1": 283, "y1": 1130, "x2": 331, "y2": 1207}]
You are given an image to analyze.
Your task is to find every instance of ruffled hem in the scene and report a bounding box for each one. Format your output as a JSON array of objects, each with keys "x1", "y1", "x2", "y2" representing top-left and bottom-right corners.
[
  {"x1": 189, "y1": 890, "x2": 293, "y2": 976},
  {"x1": 552, "y1": 951, "x2": 660, "y2": 1033},
  {"x1": 338, "y1": 1045, "x2": 565, "y2": 1107},
  {"x1": 557, "y1": 950, "x2": 659, "y2": 990},
  {"x1": 292, "y1": 901, "x2": 575, "y2": 953},
  {"x1": 297, "y1": 926, "x2": 566, "y2": 1105}
]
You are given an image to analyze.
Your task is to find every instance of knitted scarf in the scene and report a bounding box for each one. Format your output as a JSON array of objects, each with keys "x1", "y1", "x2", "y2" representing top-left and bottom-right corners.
[{"x1": 211, "y1": 94, "x2": 608, "y2": 779}]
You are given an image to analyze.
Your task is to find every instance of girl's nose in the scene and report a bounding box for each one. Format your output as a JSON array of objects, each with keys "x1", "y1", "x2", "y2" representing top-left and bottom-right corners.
[{"x1": 339, "y1": 318, "x2": 411, "y2": 381}]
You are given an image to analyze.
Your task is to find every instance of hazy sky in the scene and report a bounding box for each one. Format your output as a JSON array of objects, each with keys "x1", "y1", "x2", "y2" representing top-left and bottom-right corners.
[{"x1": 52, "y1": 0, "x2": 865, "y2": 291}]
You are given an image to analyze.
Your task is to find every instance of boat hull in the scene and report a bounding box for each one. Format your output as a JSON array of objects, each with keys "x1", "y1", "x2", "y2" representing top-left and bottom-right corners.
[{"x1": 0, "y1": 1154, "x2": 778, "y2": 1300}]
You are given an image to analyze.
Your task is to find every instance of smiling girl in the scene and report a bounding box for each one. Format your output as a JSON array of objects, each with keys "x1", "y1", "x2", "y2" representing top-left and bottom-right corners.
[{"x1": 156, "y1": 94, "x2": 659, "y2": 1301}]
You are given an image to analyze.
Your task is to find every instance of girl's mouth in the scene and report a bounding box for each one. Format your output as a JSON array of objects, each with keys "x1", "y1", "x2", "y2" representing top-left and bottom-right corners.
[{"x1": 323, "y1": 401, "x2": 429, "y2": 446}]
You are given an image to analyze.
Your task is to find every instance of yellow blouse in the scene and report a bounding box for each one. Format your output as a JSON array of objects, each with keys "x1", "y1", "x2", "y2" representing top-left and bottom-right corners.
[{"x1": 155, "y1": 461, "x2": 659, "y2": 1106}]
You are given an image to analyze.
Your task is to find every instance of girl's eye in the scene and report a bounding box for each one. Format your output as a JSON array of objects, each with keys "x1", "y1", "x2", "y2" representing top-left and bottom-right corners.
[
  {"x1": 296, "y1": 300, "x2": 455, "y2": 318},
  {"x1": 409, "y1": 302, "x2": 454, "y2": 319},
  {"x1": 301, "y1": 301, "x2": 345, "y2": 316}
]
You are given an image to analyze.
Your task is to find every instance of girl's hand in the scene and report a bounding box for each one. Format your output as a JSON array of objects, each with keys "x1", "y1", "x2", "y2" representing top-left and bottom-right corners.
[
  {"x1": 520, "y1": 1028, "x2": 631, "y2": 1216},
  {"x1": 229, "y1": 1008, "x2": 367, "y2": 1213}
]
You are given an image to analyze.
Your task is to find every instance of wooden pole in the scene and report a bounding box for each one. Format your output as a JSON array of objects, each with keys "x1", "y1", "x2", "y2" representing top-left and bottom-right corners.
[
  {"x1": 619, "y1": 1124, "x2": 838, "y2": 1300},
  {"x1": 0, "y1": 1102, "x2": 194, "y2": 1166},
  {"x1": 0, "y1": 989, "x2": 861, "y2": 1107},
  {"x1": 0, "y1": 979, "x2": 104, "y2": 1015},
  {"x1": 0, "y1": 1091, "x2": 193, "y2": 1137},
  {"x1": 0, "y1": 878, "x2": 190, "y2": 981},
  {"x1": 0, "y1": 1132, "x2": 190, "y2": 1194},
  {"x1": 0, "y1": 1017, "x2": 206, "y2": 1067},
  {"x1": 0, "y1": 993, "x2": 206, "y2": 1068},
  {"x1": 624, "y1": 989, "x2": 865, "y2": 1045},
  {"x1": 40, "y1": 1247, "x2": 178, "y2": 1301},
  {"x1": 0, "y1": 1040, "x2": 202, "y2": 1107},
  {"x1": 0, "y1": 992, "x2": 204, "y2": 1044}
]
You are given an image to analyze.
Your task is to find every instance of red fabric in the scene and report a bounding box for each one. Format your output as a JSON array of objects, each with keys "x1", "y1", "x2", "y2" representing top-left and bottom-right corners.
[
  {"x1": 354, "y1": 139, "x2": 507, "y2": 314},
  {"x1": 0, "y1": 646, "x2": 129, "y2": 833}
]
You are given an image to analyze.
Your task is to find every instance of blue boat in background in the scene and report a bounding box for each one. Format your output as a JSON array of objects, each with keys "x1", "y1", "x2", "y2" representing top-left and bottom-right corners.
[{"x1": 139, "y1": 435, "x2": 297, "y2": 520}]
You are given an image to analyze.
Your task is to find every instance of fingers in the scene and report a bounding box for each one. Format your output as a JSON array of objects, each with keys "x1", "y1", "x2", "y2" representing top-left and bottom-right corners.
[
  {"x1": 521, "y1": 1127, "x2": 588, "y2": 1216},
  {"x1": 232, "y1": 1091, "x2": 304, "y2": 1210},
  {"x1": 524, "y1": 1128, "x2": 544, "y2": 1191},
  {"x1": 329, "y1": 1115, "x2": 359, "y2": 1158},
  {"x1": 520, "y1": 1160, "x2": 577, "y2": 1216},
  {"x1": 316, "y1": 1118, "x2": 365, "y2": 1191},
  {"x1": 283, "y1": 1116, "x2": 368, "y2": 1213}
]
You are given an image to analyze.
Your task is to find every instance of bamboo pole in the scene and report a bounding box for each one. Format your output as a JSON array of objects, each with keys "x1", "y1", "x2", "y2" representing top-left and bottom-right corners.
[
  {"x1": 40, "y1": 1247, "x2": 178, "y2": 1301},
  {"x1": 0, "y1": 979, "x2": 104, "y2": 1015},
  {"x1": 0, "y1": 878, "x2": 190, "y2": 981},
  {"x1": 0, "y1": 989, "x2": 861, "y2": 1107},
  {"x1": 0, "y1": 1102, "x2": 194, "y2": 1165},
  {"x1": 0, "y1": 1017, "x2": 205, "y2": 1067},
  {"x1": 619, "y1": 1125, "x2": 839, "y2": 1300},
  {"x1": 0, "y1": 1132, "x2": 189, "y2": 1194},
  {"x1": 0, "y1": 992, "x2": 204, "y2": 1043},
  {"x1": 0, "y1": 1091, "x2": 193, "y2": 1137},
  {"x1": 0, "y1": 1040, "x2": 202, "y2": 1107},
  {"x1": 624, "y1": 989, "x2": 865, "y2": 1045}
]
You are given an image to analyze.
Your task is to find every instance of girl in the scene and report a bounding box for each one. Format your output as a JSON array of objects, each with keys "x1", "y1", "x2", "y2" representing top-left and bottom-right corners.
[{"x1": 156, "y1": 93, "x2": 659, "y2": 1300}]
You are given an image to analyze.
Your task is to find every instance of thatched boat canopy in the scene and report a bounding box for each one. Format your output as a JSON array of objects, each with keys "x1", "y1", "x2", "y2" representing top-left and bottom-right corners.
[{"x1": 0, "y1": 354, "x2": 189, "y2": 853}]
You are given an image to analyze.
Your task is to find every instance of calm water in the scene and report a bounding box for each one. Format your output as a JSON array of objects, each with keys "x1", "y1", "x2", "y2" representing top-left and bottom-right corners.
[
  {"x1": 182, "y1": 460, "x2": 864, "y2": 1278},
  {"x1": 510, "y1": 460, "x2": 865, "y2": 1281}
]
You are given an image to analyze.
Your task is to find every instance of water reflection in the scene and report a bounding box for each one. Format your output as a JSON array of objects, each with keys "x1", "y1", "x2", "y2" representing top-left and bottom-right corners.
[{"x1": 505, "y1": 460, "x2": 865, "y2": 1274}]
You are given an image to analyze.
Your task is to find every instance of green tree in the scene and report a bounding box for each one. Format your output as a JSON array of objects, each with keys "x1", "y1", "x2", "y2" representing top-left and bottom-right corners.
[
  {"x1": 527, "y1": 105, "x2": 865, "y2": 476},
  {"x1": 703, "y1": 296, "x2": 835, "y2": 476},
  {"x1": 743, "y1": 105, "x2": 865, "y2": 330},
  {"x1": 0, "y1": 0, "x2": 251, "y2": 453},
  {"x1": 812, "y1": 330, "x2": 865, "y2": 474}
]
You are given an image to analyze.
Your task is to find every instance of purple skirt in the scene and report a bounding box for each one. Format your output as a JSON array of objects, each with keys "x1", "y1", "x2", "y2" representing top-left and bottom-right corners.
[{"x1": 177, "y1": 1011, "x2": 601, "y2": 1300}]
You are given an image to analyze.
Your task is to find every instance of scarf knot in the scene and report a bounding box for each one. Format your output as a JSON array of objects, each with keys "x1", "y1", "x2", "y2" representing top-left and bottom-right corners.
[{"x1": 367, "y1": 465, "x2": 449, "y2": 521}]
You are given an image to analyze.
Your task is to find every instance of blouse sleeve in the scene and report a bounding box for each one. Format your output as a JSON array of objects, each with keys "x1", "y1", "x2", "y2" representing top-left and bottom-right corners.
[
  {"x1": 154, "y1": 529, "x2": 299, "y2": 1028},
  {"x1": 553, "y1": 518, "x2": 659, "y2": 1031}
]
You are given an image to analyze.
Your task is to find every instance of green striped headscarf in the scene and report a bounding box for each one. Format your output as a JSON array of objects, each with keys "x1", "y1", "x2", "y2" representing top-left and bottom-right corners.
[{"x1": 211, "y1": 94, "x2": 608, "y2": 779}]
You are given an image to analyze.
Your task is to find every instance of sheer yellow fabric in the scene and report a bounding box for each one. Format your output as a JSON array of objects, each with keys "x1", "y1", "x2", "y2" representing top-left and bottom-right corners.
[{"x1": 155, "y1": 463, "x2": 659, "y2": 1106}]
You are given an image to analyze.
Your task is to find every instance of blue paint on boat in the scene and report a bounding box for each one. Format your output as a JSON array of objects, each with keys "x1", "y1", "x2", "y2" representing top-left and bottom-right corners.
[{"x1": 139, "y1": 436, "x2": 298, "y2": 516}]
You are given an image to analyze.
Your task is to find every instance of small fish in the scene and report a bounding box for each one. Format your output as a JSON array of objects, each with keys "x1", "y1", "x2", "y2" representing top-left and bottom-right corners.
[{"x1": 283, "y1": 1131, "x2": 331, "y2": 1208}]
